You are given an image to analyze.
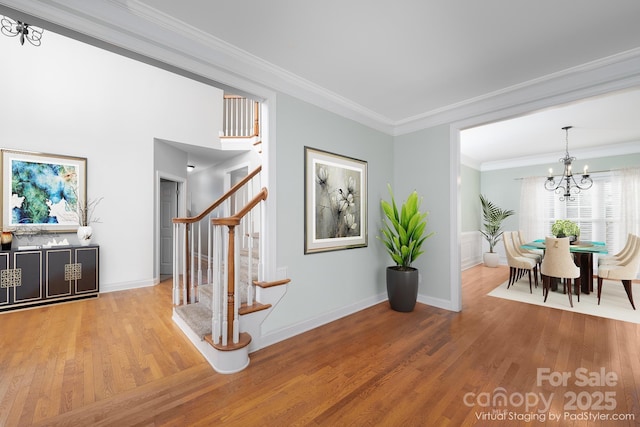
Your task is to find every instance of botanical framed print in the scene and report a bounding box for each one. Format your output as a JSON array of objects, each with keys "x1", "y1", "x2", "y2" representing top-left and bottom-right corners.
[
  {"x1": 1, "y1": 149, "x2": 87, "y2": 233},
  {"x1": 304, "y1": 147, "x2": 367, "y2": 253}
]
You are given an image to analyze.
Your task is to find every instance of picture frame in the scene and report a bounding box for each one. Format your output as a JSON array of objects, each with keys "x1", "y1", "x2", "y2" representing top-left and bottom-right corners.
[
  {"x1": 304, "y1": 147, "x2": 367, "y2": 254},
  {"x1": 1, "y1": 149, "x2": 87, "y2": 233}
]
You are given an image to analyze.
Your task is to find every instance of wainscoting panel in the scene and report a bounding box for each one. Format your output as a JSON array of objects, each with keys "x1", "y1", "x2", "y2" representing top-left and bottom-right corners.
[{"x1": 461, "y1": 231, "x2": 482, "y2": 270}]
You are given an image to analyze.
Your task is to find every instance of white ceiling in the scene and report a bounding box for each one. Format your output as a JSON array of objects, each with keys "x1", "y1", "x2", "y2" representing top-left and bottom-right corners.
[
  {"x1": 460, "y1": 88, "x2": 640, "y2": 169},
  {"x1": 3, "y1": 1, "x2": 640, "y2": 166},
  {"x1": 135, "y1": 0, "x2": 640, "y2": 165}
]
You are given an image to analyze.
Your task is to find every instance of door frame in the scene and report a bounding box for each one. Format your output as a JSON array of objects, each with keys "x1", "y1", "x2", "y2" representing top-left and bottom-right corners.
[{"x1": 155, "y1": 171, "x2": 187, "y2": 283}]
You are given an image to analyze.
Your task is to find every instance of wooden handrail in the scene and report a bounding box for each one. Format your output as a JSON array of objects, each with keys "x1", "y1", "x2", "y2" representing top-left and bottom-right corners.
[
  {"x1": 212, "y1": 188, "x2": 268, "y2": 226},
  {"x1": 173, "y1": 165, "x2": 262, "y2": 224}
]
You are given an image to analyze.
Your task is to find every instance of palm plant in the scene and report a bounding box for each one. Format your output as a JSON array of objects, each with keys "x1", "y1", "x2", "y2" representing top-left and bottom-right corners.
[{"x1": 479, "y1": 194, "x2": 514, "y2": 253}]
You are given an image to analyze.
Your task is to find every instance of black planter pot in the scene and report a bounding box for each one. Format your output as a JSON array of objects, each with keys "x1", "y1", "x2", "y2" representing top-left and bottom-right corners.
[{"x1": 386, "y1": 266, "x2": 419, "y2": 312}]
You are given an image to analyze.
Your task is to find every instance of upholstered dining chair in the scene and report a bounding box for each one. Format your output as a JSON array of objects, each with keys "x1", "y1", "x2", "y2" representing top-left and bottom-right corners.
[
  {"x1": 503, "y1": 231, "x2": 538, "y2": 293},
  {"x1": 540, "y1": 237, "x2": 580, "y2": 308},
  {"x1": 597, "y1": 235, "x2": 640, "y2": 310},
  {"x1": 598, "y1": 233, "x2": 637, "y2": 266},
  {"x1": 514, "y1": 230, "x2": 543, "y2": 280}
]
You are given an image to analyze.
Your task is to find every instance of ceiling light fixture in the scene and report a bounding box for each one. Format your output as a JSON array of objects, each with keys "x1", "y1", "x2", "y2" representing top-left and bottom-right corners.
[
  {"x1": 187, "y1": 165, "x2": 195, "y2": 172},
  {"x1": 544, "y1": 126, "x2": 593, "y2": 201},
  {"x1": 1, "y1": 15, "x2": 43, "y2": 46}
]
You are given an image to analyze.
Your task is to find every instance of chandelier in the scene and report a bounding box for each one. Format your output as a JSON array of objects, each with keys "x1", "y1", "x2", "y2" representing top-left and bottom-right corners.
[
  {"x1": 544, "y1": 126, "x2": 593, "y2": 201},
  {"x1": 1, "y1": 16, "x2": 43, "y2": 46}
]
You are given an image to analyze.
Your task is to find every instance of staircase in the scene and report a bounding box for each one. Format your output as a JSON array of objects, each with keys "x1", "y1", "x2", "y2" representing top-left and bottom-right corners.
[{"x1": 171, "y1": 164, "x2": 290, "y2": 373}]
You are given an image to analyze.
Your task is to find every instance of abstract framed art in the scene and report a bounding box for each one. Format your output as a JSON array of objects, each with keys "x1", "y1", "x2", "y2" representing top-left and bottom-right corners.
[
  {"x1": 304, "y1": 147, "x2": 367, "y2": 254},
  {"x1": 0, "y1": 149, "x2": 87, "y2": 233}
]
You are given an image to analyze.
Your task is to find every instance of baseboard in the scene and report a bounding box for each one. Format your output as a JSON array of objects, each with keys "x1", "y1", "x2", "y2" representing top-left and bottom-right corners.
[
  {"x1": 417, "y1": 293, "x2": 457, "y2": 311},
  {"x1": 257, "y1": 290, "x2": 458, "y2": 352},
  {"x1": 257, "y1": 292, "x2": 388, "y2": 351},
  {"x1": 100, "y1": 278, "x2": 157, "y2": 293}
]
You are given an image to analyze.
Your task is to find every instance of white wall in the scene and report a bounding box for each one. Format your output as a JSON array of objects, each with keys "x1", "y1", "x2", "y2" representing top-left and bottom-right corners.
[{"x1": 1, "y1": 30, "x2": 222, "y2": 291}]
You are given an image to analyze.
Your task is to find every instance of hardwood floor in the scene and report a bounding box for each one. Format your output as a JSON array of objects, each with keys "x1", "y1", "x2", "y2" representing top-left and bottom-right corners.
[{"x1": 1, "y1": 265, "x2": 639, "y2": 426}]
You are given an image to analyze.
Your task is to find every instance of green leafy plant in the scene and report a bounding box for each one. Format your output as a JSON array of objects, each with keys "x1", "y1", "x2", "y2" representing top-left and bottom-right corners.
[
  {"x1": 479, "y1": 194, "x2": 515, "y2": 253},
  {"x1": 551, "y1": 219, "x2": 580, "y2": 238},
  {"x1": 378, "y1": 184, "x2": 434, "y2": 269}
]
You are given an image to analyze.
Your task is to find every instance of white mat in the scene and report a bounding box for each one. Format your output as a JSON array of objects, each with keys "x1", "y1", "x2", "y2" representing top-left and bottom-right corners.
[{"x1": 487, "y1": 277, "x2": 640, "y2": 324}]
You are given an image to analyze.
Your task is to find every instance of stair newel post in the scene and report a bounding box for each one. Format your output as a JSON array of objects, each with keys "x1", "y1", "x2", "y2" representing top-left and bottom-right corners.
[
  {"x1": 221, "y1": 224, "x2": 229, "y2": 346},
  {"x1": 225, "y1": 221, "x2": 237, "y2": 344},
  {"x1": 253, "y1": 100, "x2": 259, "y2": 137}
]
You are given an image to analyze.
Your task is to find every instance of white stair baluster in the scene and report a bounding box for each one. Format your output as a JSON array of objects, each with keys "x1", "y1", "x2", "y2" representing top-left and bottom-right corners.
[{"x1": 233, "y1": 228, "x2": 240, "y2": 344}]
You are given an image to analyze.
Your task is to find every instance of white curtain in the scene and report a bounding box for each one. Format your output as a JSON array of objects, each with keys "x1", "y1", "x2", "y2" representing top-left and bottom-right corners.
[
  {"x1": 519, "y1": 176, "x2": 546, "y2": 242},
  {"x1": 615, "y1": 167, "x2": 640, "y2": 238}
]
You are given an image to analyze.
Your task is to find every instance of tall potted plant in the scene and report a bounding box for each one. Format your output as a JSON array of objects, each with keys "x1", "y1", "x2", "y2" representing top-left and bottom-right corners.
[
  {"x1": 378, "y1": 185, "x2": 434, "y2": 312},
  {"x1": 479, "y1": 194, "x2": 514, "y2": 267}
]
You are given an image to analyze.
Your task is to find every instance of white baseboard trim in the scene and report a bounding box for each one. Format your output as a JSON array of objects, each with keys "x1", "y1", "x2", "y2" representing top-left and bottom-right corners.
[
  {"x1": 100, "y1": 278, "x2": 157, "y2": 293},
  {"x1": 417, "y1": 293, "x2": 458, "y2": 311},
  {"x1": 257, "y1": 290, "x2": 459, "y2": 351},
  {"x1": 258, "y1": 292, "x2": 387, "y2": 351}
]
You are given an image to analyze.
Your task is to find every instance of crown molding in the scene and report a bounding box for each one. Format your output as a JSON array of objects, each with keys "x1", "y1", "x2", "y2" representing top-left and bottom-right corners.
[
  {"x1": 2, "y1": 0, "x2": 640, "y2": 138},
  {"x1": 480, "y1": 140, "x2": 640, "y2": 172}
]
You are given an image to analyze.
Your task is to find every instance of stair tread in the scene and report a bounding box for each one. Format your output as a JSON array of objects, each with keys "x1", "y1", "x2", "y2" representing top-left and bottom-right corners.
[
  {"x1": 239, "y1": 302, "x2": 272, "y2": 315},
  {"x1": 205, "y1": 332, "x2": 251, "y2": 351},
  {"x1": 253, "y1": 278, "x2": 291, "y2": 288},
  {"x1": 174, "y1": 303, "x2": 211, "y2": 338}
]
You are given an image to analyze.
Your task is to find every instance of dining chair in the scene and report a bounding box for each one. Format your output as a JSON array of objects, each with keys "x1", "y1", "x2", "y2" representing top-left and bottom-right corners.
[
  {"x1": 503, "y1": 231, "x2": 538, "y2": 293},
  {"x1": 514, "y1": 230, "x2": 542, "y2": 281},
  {"x1": 598, "y1": 233, "x2": 637, "y2": 266},
  {"x1": 540, "y1": 237, "x2": 580, "y2": 307},
  {"x1": 597, "y1": 235, "x2": 640, "y2": 310}
]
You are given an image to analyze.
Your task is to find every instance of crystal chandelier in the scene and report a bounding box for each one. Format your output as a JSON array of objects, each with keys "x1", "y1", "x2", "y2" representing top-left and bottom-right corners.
[
  {"x1": 544, "y1": 126, "x2": 593, "y2": 201},
  {"x1": 1, "y1": 16, "x2": 43, "y2": 46}
]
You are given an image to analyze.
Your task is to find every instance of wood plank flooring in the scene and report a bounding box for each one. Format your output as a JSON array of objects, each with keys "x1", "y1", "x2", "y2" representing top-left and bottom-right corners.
[{"x1": 1, "y1": 265, "x2": 639, "y2": 426}]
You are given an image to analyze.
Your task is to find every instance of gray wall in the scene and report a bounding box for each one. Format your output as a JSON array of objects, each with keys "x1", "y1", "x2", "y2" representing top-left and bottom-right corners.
[
  {"x1": 264, "y1": 94, "x2": 394, "y2": 334},
  {"x1": 393, "y1": 125, "x2": 453, "y2": 302},
  {"x1": 461, "y1": 164, "x2": 481, "y2": 232}
]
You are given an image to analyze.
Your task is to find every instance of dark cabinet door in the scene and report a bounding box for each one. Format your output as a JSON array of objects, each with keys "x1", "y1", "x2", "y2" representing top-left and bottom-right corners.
[
  {"x1": 13, "y1": 251, "x2": 43, "y2": 304},
  {"x1": 0, "y1": 253, "x2": 9, "y2": 306},
  {"x1": 75, "y1": 247, "x2": 99, "y2": 294},
  {"x1": 46, "y1": 249, "x2": 73, "y2": 298}
]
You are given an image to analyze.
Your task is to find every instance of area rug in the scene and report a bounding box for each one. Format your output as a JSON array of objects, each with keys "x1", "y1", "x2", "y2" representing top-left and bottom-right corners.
[{"x1": 487, "y1": 277, "x2": 640, "y2": 324}]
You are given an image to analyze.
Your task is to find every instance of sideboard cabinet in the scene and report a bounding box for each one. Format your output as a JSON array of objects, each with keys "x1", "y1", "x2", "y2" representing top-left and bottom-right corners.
[{"x1": 0, "y1": 245, "x2": 99, "y2": 311}]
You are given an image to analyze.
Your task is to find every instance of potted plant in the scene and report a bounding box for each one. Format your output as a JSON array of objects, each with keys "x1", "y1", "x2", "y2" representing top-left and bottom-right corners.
[
  {"x1": 551, "y1": 219, "x2": 580, "y2": 243},
  {"x1": 378, "y1": 184, "x2": 434, "y2": 312},
  {"x1": 479, "y1": 194, "x2": 514, "y2": 267}
]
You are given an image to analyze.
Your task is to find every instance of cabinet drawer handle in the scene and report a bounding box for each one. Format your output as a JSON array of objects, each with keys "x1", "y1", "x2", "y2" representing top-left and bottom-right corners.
[{"x1": 1, "y1": 268, "x2": 22, "y2": 288}]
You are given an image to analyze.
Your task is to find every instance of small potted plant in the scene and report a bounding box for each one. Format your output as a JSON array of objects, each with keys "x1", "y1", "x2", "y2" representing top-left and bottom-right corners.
[
  {"x1": 378, "y1": 184, "x2": 434, "y2": 312},
  {"x1": 551, "y1": 219, "x2": 580, "y2": 243},
  {"x1": 479, "y1": 194, "x2": 514, "y2": 267}
]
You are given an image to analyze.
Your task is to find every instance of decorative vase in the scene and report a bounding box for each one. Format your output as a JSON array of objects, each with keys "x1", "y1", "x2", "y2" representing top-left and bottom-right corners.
[
  {"x1": 386, "y1": 266, "x2": 419, "y2": 312},
  {"x1": 1, "y1": 231, "x2": 12, "y2": 250},
  {"x1": 77, "y1": 226, "x2": 93, "y2": 246}
]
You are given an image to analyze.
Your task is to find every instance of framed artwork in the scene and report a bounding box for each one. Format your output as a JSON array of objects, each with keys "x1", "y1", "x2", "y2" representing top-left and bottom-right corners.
[
  {"x1": 304, "y1": 147, "x2": 367, "y2": 253},
  {"x1": 1, "y1": 149, "x2": 87, "y2": 233}
]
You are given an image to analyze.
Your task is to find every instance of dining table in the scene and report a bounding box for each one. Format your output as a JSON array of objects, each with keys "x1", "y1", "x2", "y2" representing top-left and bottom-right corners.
[{"x1": 521, "y1": 239, "x2": 608, "y2": 294}]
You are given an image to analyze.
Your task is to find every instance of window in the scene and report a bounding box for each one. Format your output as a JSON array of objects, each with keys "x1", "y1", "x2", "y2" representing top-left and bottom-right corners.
[{"x1": 544, "y1": 173, "x2": 622, "y2": 253}]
